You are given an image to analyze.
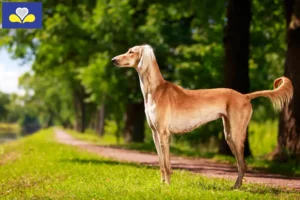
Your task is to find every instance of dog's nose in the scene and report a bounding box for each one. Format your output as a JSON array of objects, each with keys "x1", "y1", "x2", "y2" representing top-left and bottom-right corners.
[{"x1": 111, "y1": 58, "x2": 117, "y2": 64}]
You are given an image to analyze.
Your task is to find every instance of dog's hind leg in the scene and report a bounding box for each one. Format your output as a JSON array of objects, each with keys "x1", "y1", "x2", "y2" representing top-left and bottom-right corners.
[{"x1": 223, "y1": 103, "x2": 252, "y2": 189}]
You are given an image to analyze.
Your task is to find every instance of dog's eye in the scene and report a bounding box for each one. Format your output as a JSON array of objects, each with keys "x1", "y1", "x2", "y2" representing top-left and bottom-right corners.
[{"x1": 129, "y1": 51, "x2": 133, "y2": 54}]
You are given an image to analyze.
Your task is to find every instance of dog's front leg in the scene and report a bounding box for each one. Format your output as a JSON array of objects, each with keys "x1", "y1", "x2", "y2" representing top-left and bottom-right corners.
[{"x1": 159, "y1": 132, "x2": 171, "y2": 185}]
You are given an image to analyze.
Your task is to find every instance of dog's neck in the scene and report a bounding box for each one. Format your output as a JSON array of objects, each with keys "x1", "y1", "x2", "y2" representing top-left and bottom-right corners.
[{"x1": 137, "y1": 59, "x2": 165, "y2": 102}]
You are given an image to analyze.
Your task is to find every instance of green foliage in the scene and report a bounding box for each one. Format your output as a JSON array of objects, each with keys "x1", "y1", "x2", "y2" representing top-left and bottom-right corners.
[
  {"x1": 78, "y1": 52, "x2": 110, "y2": 103},
  {"x1": 249, "y1": 120, "x2": 278, "y2": 158},
  {"x1": 4, "y1": 94, "x2": 25, "y2": 123},
  {"x1": 249, "y1": 0, "x2": 286, "y2": 121},
  {"x1": 1, "y1": 129, "x2": 298, "y2": 199},
  {"x1": 18, "y1": 72, "x2": 74, "y2": 127}
]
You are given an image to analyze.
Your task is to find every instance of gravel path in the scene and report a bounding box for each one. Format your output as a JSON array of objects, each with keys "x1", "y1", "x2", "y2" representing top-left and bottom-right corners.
[{"x1": 55, "y1": 129, "x2": 300, "y2": 190}]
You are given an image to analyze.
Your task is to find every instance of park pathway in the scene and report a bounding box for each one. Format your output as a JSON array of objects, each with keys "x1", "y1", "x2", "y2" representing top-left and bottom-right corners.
[{"x1": 55, "y1": 129, "x2": 300, "y2": 191}]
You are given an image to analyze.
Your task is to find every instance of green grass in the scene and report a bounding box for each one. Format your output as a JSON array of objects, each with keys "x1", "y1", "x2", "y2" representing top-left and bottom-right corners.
[
  {"x1": 1, "y1": 129, "x2": 299, "y2": 199},
  {"x1": 66, "y1": 128, "x2": 124, "y2": 145}
]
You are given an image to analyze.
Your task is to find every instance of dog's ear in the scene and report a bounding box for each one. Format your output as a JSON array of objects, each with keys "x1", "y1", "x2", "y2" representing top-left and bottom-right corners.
[
  {"x1": 138, "y1": 47, "x2": 144, "y2": 69},
  {"x1": 138, "y1": 45, "x2": 154, "y2": 72}
]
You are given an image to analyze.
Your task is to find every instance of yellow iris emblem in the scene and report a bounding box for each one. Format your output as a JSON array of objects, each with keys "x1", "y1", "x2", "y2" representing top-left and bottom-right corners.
[{"x1": 9, "y1": 7, "x2": 35, "y2": 23}]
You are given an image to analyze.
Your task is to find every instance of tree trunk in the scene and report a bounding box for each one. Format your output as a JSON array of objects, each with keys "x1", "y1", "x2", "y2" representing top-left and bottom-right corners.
[
  {"x1": 219, "y1": 0, "x2": 252, "y2": 157},
  {"x1": 73, "y1": 85, "x2": 86, "y2": 133},
  {"x1": 46, "y1": 114, "x2": 54, "y2": 128},
  {"x1": 272, "y1": 0, "x2": 300, "y2": 161},
  {"x1": 124, "y1": 102, "x2": 145, "y2": 143},
  {"x1": 94, "y1": 103, "x2": 105, "y2": 136}
]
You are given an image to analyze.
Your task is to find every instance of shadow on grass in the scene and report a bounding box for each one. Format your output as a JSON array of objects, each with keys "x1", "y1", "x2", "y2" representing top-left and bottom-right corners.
[
  {"x1": 60, "y1": 158, "x2": 156, "y2": 170},
  {"x1": 198, "y1": 182, "x2": 295, "y2": 195},
  {"x1": 238, "y1": 185, "x2": 297, "y2": 195},
  {"x1": 108, "y1": 142, "x2": 216, "y2": 158}
]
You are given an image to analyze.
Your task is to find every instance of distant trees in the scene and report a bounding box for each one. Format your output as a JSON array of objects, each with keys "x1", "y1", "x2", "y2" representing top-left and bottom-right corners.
[
  {"x1": 18, "y1": 72, "x2": 74, "y2": 128},
  {"x1": 0, "y1": 90, "x2": 41, "y2": 134}
]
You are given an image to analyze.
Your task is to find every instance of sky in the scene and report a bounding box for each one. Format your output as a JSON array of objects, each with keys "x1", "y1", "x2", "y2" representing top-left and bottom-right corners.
[{"x1": 0, "y1": 48, "x2": 31, "y2": 95}]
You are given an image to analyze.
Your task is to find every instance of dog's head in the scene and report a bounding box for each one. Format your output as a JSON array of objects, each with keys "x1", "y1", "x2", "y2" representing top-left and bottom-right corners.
[{"x1": 112, "y1": 44, "x2": 155, "y2": 73}]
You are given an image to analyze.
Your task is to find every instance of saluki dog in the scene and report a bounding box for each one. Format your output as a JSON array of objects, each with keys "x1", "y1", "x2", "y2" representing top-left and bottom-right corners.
[{"x1": 111, "y1": 44, "x2": 293, "y2": 188}]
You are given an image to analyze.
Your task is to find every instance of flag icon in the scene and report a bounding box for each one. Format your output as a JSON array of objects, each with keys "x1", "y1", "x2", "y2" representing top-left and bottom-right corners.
[{"x1": 2, "y1": 2, "x2": 42, "y2": 29}]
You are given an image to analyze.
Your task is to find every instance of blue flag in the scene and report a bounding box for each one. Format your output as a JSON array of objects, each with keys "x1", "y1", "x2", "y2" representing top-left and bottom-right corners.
[{"x1": 2, "y1": 2, "x2": 42, "y2": 29}]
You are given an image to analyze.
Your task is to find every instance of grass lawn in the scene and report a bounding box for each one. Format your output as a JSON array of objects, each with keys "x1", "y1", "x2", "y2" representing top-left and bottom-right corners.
[{"x1": 0, "y1": 129, "x2": 299, "y2": 199}]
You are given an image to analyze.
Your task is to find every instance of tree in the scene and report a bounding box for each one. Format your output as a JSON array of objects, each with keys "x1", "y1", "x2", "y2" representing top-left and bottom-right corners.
[
  {"x1": 272, "y1": 0, "x2": 300, "y2": 160},
  {"x1": 123, "y1": 102, "x2": 145, "y2": 143},
  {"x1": 0, "y1": 92, "x2": 10, "y2": 122},
  {"x1": 218, "y1": 0, "x2": 252, "y2": 157}
]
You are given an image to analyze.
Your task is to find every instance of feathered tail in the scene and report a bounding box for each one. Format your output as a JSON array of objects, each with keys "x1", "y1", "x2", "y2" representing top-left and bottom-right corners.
[{"x1": 246, "y1": 77, "x2": 293, "y2": 110}]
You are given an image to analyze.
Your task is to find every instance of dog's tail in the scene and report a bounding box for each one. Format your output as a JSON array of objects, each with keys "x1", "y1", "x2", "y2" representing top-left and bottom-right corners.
[{"x1": 246, "y1": 77, "x2": 293, "y2": 110}]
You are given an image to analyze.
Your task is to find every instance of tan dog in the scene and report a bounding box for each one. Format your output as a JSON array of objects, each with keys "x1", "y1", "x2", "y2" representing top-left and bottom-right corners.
[{"x1": 112, "y1": 44, "x2": 293, "y2": 188}]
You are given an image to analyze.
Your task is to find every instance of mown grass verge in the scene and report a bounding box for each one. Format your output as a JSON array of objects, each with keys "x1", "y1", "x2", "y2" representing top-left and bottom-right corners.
[{"x1": 1, "y1": 128, "x2": 299, "y2": 199}]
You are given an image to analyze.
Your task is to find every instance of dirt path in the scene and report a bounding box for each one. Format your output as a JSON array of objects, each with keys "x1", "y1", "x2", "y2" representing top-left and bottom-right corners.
[{"x1": 55, "y1": 129, "x2": 300, "y2": 191}]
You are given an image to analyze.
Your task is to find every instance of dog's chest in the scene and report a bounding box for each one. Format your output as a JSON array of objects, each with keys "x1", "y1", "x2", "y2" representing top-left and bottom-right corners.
[{"x1": 145, "y1": 94, "x2": 157, "y2": 127}]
